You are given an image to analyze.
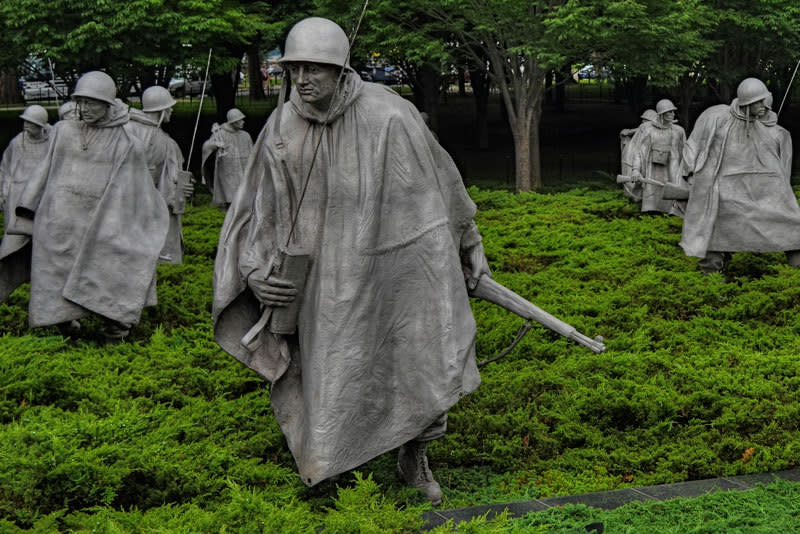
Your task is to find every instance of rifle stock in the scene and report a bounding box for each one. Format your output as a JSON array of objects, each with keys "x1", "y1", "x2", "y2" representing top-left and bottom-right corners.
[
  {"x1": 469, "y1": 275, "x2": 606, "y2": 354},
  {"x1": 617, "y1": 174, "x2": 689, "y2": 200}
]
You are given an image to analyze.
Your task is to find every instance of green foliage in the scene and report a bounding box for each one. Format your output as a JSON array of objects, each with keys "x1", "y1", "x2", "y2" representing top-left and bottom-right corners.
[
  {"x1": 514, "y1": 479, "x2": 800, "y2": 533},
  {"x1": 2, "y1": 187, "x2": 800, "y2": 531}
]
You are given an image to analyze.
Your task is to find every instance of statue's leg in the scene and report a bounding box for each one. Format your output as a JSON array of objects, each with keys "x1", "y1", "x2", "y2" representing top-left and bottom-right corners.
[
  {"x1": 398, "y1": 414, "x2": 446, "y2": 505},
  {"x1": 785, "y1": 250, "x2": 800, "y2": 268},
  {"x1": 699, "y1": 251, "x2": 731, "y2": 274},
  {"x1": 101, "y1": 317, "x2": 131, "y2": 344}
]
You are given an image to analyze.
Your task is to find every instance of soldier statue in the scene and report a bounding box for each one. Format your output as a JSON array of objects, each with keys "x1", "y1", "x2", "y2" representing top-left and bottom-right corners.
[
  {"x1": 212, "y1": 17, "x2": 490, "y2": 505},
  {"x1": 0, "y1": 105, "x2": 52, "y2": 302},
  {"x1": 619, "y1": 109, "x2": 657, "y2": 202},
  {"x1": 681, "y1": 78, "x2": 800, "y2": 273},
  {"x1": 9, "y1": 71, "x2": 169, "y2": 341},
  {"x1": 129, "y1": 86, "x2": 193, "y2": 263},
  {"x1": 201, "y1": 108, "x2": 253, "y2": 208},
  {"x1": 622, "y1": 99, "x2": 687, "y2": 216}
]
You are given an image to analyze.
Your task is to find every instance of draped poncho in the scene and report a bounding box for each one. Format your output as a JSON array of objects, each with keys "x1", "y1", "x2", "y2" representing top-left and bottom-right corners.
[
  {"x1": 128, "y1": 109, "x2": 186, "y2": 263},
  {"x1": 0, "y1": 128, "x2": 51, "y2": 301},
  {"x1": 202, "y1": 123, "x2": 253, "y2": 206},
  {"x1": 213, "y1": 74, "x2": 481, "y2": 485},
  {"x1": 625, "y1": 119, "x2": 686, "y2": 214},
  {"x1": 680, "y1": 101, "x2": 800, "y2": 258},
  {"x1": 12, "y1": 102, "x2": 169, "y2": 327}
]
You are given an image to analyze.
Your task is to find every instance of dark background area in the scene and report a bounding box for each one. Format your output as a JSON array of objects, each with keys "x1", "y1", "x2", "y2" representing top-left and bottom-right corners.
[{"x1": 2, "y1": 85, "x2": 799, "y2": 188}]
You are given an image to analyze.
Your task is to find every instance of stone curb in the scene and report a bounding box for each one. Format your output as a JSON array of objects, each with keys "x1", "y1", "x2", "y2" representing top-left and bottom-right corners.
[{"x1": 421, "y1": 468, "x2": 800, "y2": 530}]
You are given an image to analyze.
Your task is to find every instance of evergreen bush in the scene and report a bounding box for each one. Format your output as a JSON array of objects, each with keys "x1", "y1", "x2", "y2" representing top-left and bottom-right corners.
[{"x1": 1, "y1": 185, "x2": 799, "y2": 531}]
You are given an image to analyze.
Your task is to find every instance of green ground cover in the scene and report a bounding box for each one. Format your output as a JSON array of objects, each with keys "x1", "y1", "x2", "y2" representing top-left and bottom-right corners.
[{"x1": 1, "y1": 186, "x2": 799, "y2": 532}]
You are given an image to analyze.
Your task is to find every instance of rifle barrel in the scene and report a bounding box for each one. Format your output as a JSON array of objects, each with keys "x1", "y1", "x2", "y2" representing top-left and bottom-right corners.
[{"x1": 469, "y1": 275, "x2": 606, "y2": 353}]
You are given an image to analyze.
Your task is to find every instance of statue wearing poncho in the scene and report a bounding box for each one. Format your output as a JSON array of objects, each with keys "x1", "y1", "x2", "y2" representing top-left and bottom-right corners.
[
  {"x1": 213, "y1": 66, "x2": 485, "y2": 492},
  {"x1": 201, "y1": 109, "x2": 253, "y2": 208},
  {"x1": 11, "y1": 73, "x2": 169, "y2": 331},
  {"x1": 128, "y1": 86, "x2": 189, "y2": 264},
  {"x1": 0, "y1": 108, "x2": 52, "y2": 301},
  {"x1": 680, "y1": 78, "x2": 800, "y2": 271}
]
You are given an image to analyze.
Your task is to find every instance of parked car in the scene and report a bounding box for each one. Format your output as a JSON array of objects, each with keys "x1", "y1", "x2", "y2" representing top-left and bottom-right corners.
[
  {"x1": 168, "y1": 77, "x2": 212, "y2": 97},
  {"x1": 359, "y1": 66, "x2": 403, "y2": 85},
  {"x1": 22, "y1": 80, "x2": 68, "y2": 101}
]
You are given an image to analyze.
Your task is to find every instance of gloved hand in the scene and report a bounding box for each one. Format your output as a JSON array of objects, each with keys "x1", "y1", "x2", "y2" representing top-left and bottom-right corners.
[
  {"x1": 248, "y1": 267, "x2": 297, "y2": 307},
  {"x1": 465, "y1": 241, "x2": 491, "y2": 291}
]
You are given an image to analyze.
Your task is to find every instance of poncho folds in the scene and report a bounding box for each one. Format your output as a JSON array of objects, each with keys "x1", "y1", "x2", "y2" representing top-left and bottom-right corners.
[
  {"x1": 201, "y1": 123, "x2": 253, "y2": 206},
  {"x1": 213, "y1": 73, "x2": 482, "y2": 486},
  {"x1": 626, "y1": 119, "x2": 686, "y2": 215},
  {"x1": 0, "y1": 127, "x2": 51, "y2": 301},
  {"x1": 12, "y1": 102, "x2": 169, "y2": 327},
  {"x1": 128, "y1": 109, "x2": 186, "y2": 263},
  {"x1": 680, "y1": 100, "x2": 800, "y2": 258}
]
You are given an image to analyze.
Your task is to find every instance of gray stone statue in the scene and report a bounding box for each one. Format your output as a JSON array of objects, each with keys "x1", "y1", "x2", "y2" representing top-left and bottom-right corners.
[
  {"x1": 681, "y1": 77, "x2": 800, "y2": 273},
  {"x1": 619, "y1": 109, "x2": 657, "y2": 202},
  {"x1": 621, "y1": 99, "x2": 687, "y2": 216},
  {"x1": 201, "y1": 108, "x2": 253, "y2": 208},
  {"x1": 0, "y1": 105, "x2": 51, "y2": 302},
  {"x1": 58, "y1": 101, "x2": 77, "y2": 121},
  {"x1": 212, "y1": 17, "x2": 490, "y2": 505},
  {"x1": 129, "y1": 86, "x2": 193, "y2": 264},
  {"x1": 8, "y1": 71, "x2": 169, "y2": 341}
]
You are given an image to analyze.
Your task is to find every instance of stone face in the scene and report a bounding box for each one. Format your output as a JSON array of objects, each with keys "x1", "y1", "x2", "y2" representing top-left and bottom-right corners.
[{"x1": 212, "y1": 18, "x2": 489, "y2": 499}]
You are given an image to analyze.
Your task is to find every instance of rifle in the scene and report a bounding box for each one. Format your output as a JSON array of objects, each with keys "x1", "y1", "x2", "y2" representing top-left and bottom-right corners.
[
  {"x1": 467, "y1": 272, "x2": 606, "y2": 357},
  {"x1": 617, "y1": 174, "x2": 689, "y2": 200}
]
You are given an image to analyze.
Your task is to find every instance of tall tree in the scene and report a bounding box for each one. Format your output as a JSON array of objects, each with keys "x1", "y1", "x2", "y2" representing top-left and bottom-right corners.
[
  {"x1": 547, "y1": 0, "x2": 717, "y2": 123},
  {"x1": 0, "y1": 0, "x2": 302, "y2": 115},
  {"x1": 428, "y1": 1, "x2": 573, "y2": 191}
]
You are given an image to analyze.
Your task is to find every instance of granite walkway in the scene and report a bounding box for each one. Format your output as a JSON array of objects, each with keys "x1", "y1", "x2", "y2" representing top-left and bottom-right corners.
[{"x1": 421, "y1": 468, "x2": 800, "y2": 530}]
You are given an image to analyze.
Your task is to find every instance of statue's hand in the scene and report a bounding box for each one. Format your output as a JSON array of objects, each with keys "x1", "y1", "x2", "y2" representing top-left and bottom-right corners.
[
  {"x1": 248, "y1": 268, "x2": 297, "y2": 307},
  {"x1": 465, "y1": 241, "x2": 491, "y2": 290},
  {"x1": 181, "y1": 181, "x2": 195, "y2": 198}
]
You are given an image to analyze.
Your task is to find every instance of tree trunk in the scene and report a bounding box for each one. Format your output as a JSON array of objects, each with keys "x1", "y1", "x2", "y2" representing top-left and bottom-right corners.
[
  {"x1": 678, "y1": 74, "x2": 696, "y2": 129},
  {"x1": 248, "y1": 45, "x2": 265, "y2": 100},
  {"x1": 418, "y1": 64, "x2": 442, "y2": 133},
  {"x1": 211, "y1": 72, "x2": 236, "y2": 124},
  {"x1": 0, "y1": 69, "x2": 22, "y2": 105},
  {"x1": 530, "y1": 99, "x2": 543, "y2": 190},
  {"x1": 626, "y1": 76, "x2": 648, "y2": 114},
  {"x1": 457, "y1": 67, "x2": 466, "y2": 97},
  {"x1": 469, "y1": 68, "x2": 490, "y2": 150},
  {"x1": 512, "y1": 116, "x2": 533, "y2": 192},
  {"x1": 555, "y1": 67, "x2": 569, "y2": 112},
  {"x1": 544, "y1": 70, "x2": 553, "y2": 105}
]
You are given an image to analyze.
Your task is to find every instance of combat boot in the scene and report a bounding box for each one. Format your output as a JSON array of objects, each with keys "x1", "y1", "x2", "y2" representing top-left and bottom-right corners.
[{"x1": 397, "y1": 441, "x2": 442, "y2": 506}]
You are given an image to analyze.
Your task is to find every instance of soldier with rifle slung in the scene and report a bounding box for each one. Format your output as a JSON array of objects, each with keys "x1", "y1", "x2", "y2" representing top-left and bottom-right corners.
[{"x1": 212, "y1": 17, "x2": 604, "y2": 506}]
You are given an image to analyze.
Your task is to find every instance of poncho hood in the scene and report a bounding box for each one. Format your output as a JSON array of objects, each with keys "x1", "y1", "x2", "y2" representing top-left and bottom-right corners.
[
  {"x1": 288, "y1": 71, "x2": 364, "y2": 124},
  {"x1": 729, "y1": 98, "x2": 778, "y2": 126}
]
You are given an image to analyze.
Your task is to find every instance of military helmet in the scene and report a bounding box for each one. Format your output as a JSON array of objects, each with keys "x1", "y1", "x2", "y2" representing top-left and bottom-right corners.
[
  {"x1": 226, "y1": 108, "x2": 246, "y2": 123},
  {"x1": 72, "y1": 71, "x2": 117, "y2": 105},
  {"x1": 281, "y1": 17, "x2": 350, "y2": 68},
  {"x1": 656, "y1": 99, "x2": 677, "y2": 114},
  {"x1": 736, "y1": 78, "x2": 770, "y2": 106},
  {"x1": 19, "y1": 105, "x2": 49, "y2": 127},
  {"x1": 141, "y1": 86, "x2": 176, "y2": 112},
  {"x1": 640, "y1": 109, "x2": 658, "y2": 122}
]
